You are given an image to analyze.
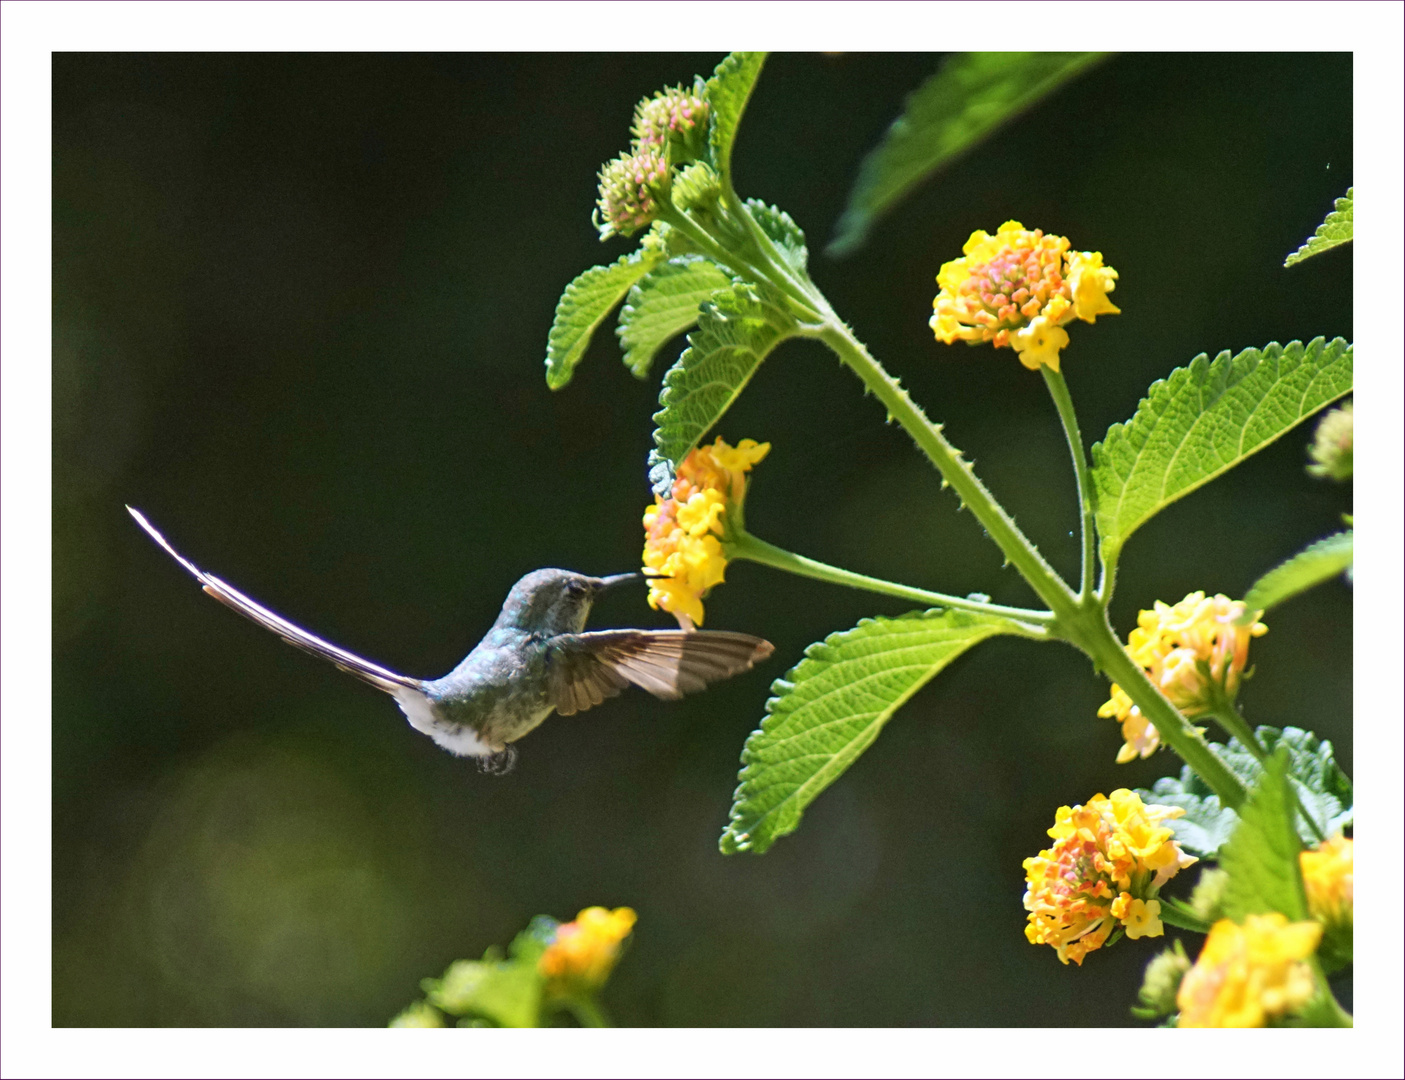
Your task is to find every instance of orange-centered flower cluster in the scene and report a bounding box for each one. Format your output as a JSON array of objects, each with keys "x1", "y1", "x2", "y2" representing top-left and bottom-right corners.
[
  {"x1": 1099, "y1": 592, "x2": 1268, "y2": 763},
  {"x1": 930, "y1": 221, "x2": 1120, "y2": 371},
  {"x1": 642, "y1": 437, "x2": 769, "y2": 628},
  {"x1": 1176, "y1": 913, "x2": 1322, "y2": 1027},
  {"x1": 1023, "y1": 789, "x2": 1196, "y2": 966},
  {"x1": 537, "y1": 907, "x2": 637, "y2": 994}
]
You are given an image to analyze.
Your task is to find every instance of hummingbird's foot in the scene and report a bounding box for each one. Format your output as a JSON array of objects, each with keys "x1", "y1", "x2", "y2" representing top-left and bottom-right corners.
[{"x1": 477, "y1": 745, "x2": 518, "y2": 776}]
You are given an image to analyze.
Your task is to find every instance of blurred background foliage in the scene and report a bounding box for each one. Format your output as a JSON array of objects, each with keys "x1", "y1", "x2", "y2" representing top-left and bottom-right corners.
[{"x1": 53, "y1": 52, "x2": 1351, "y2": 1026}]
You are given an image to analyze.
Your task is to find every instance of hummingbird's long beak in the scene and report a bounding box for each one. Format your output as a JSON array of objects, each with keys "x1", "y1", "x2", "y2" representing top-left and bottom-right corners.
[{"x1": 594, "y1": 572, "x2": 641, "y2": 592}]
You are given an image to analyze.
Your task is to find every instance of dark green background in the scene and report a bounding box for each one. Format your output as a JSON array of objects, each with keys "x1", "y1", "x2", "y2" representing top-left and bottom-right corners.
[{"x1": 53, "y1": 53, "x2": 1352, "y2": 1026}]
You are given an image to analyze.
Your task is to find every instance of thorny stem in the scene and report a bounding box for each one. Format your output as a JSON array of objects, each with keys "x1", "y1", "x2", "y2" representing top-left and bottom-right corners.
[{"x1": 1042, "y1": 367, "x2": 1097, "y2": 600}]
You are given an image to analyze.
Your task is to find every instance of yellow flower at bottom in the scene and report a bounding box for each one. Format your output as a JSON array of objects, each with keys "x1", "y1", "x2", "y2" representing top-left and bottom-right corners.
[
  {"x1": 1177, "y1": 914, "x2": 1322, "y2": 1027},
  {"x1": 641, "y1": 437, "x2": 769, "y2": 627},
  {"x1": 1022, "y1": 789, "x2": 1196, "y2": 965},
  {"x1": 538, "y1": 907, "x2": 638, "y2": 994}
]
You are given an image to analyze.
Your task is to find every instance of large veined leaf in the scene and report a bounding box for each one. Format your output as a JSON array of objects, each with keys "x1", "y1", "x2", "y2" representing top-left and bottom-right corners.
[
  {"x1": 1285, "y1": 187, "x2": 1353, "y2": 267},
  {"x1": 1217, "y1": 750, "x2": 1309, "y2": 923},
  {"x1": 720, "y1": 609, "x2": 1018, "y2": 855},
  {"x1": 705, "y1": 52, "x2": 766, "y2": 182},
  {"x1": 545, "y1": 246, "x2": 664, "y2": 389},
  {"x1": 1242, "y1": 531, "x2": 1353, "y2": 617},
  {"x1": 828, "y1": 52, "x2": 1108, "y2": 256},
  {"x1": 1136, "y1": 726, "x2": 1352, "y2": 859},
  {"x1": 1090, "y1": 338, "x2": 1353, "y2": 570},
  {"x1": 647, "y1": 281, "x2": 797, "y2": 493},
  {"x1": 616, "y1": 257, "x2": 733, "y2": 380}
]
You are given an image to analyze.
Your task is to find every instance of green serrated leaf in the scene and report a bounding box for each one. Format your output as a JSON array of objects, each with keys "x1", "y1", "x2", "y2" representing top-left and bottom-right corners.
[
  {"x1": 545, "y1": 246, "x2": 665, "y2": 389},
  {"x1": 1217, "y1": 750, "x2": 1309, "y2": 922},
  {"x1": 1090, "y1": 338, "x2": 1353, "y2": 569},
  {"x1": 1285, "y1": 187, "x2": 1353, "y2": 267},
  {"x1": 1242, "y1": 531, "x2": 1353, "y2": 617},
  {"x1": 721, "y1": 609, "x2": 1016, "y2": 854},
  {"x1": 745, "y1": 199, "x2": 808, "y2": 271},
  {"x1": 705, "y1": 52, "x2": 766, "y2": 181},
  {"x1": 423, "y1": 956, "x2": 543, "y2": 1028},
  {"x1": 828, "y1": 52, "x2": 1108, "y2": 256},
  {"x1": 616, "y1": 257, "x2": 733, "y2": 380},
  {"x1": 647, "y1": 281, "x2": 797, "y2": 493},
  {"x1": 1136, "y1": 726, "x2": 1352, "y2": 859}
]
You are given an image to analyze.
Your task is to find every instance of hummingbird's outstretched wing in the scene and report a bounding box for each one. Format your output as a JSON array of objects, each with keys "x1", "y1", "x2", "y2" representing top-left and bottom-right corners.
[
  {"x1": 546, "y1": 629, "x2": 774, "y2": 716},
  {"x1": 127, "y1": 506, "x2": 422, "y2": 695}
]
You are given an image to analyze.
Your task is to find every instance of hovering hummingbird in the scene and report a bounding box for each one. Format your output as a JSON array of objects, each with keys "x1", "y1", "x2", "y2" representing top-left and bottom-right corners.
[{"x1": 127, "y1": 507, "x2": 773, "y2": 772}]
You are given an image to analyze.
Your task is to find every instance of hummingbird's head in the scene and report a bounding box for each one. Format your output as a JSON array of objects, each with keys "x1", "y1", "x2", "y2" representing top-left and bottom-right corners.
[{"x1": 495, "y1": 568, "x2": 640, "y2": 635}]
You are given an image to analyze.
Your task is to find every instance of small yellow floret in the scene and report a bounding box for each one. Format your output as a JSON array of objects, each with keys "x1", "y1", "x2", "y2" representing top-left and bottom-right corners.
[
  {"x1": 1177, "y1": 914, "x2": 1321, "y2": 1027},
  {"x1": 1067, "y1": 250, "x2": 1121, "y2": 322}
]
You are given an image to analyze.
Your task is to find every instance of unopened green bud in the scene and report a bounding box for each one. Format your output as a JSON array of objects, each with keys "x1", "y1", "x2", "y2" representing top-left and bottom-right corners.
[
  {"x1": 1307, "y1": 400, "x2": 1352, "y2": 480},
  {"x1": 633, "y1": 83, "x2": 709, "y2": 162},
  {"x1": 1189, "y1": 867, "x2": 1229, "y2": 923},
  {"x1": 596, "y1": 151, "x2": 670, "y2": 239},
  {"x1": 671, "y1": 161, "x2": 721, "y2": 213},
  {"x1": 1134, "y1": 940, "x2": 1190, "y2": 1018}
]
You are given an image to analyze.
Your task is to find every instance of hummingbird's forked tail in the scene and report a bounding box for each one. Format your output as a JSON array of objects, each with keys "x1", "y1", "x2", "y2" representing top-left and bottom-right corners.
[{"x1": 127, "y1": 506, "x2": 423, "y2": 696}]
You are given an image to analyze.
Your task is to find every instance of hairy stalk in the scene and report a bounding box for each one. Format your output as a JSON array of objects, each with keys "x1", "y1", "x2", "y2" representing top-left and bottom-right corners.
[
  {"x1": 729, "y1": 531, "x2": 1054, "y2": 629},
  {"x1": 1042, "y1": 367, "x2": 1097, "y2": 600},
  {"x1": 810, "y1": 319, "x2": 1080, "y2": 623}
]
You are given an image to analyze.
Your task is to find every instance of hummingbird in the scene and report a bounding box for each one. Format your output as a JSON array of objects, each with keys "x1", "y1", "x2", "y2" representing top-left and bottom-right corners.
[{"x1": 127, "y1": 507, "x2": 773, "y2": 772}]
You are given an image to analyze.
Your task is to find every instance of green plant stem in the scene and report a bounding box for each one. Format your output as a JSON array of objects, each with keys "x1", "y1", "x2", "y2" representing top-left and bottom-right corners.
[
  {"x1": 567, "y1": 995, "x2": 610, "y2": 1028},
  {"x1": 812, "y1": 296, "x2": 1247, "y2": 809},
  {"x1": 729, "y1": 531, "x2": 1054, "y2": 629},
  {"x1": 1207, "y1": 702, "x2": 1327, "y2": 843},
  {"x1": 1041, "y1": 367, "x2": 1097, "y2": 600},
  {"x1": 811, "y1": 320, "x2": 1080, "y2": 622}
]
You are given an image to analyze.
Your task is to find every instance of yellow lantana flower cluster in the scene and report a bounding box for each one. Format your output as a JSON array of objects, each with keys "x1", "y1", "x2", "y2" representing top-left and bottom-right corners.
[
  {"x1": 642, "y1": 437, "x2": 770, "y2": 627},
  {"x1": 537, "y1": 906, "x2": 638, "y2": 994},
  {"x1": 1022, "y1": 789, "x2": 1197, "y2": 966},
  {"x1": 930, "y1": 220, "x2": 1120, "y2": 371},
  {"x1": 1301, "y1": 833, "x2": 1353, "y2": 931},
  {"x1": 1176, "y1": 913, "x2": 1322, "y2": 1027},
  {"x1": 1099, "y1": 591, "x2": 1268, "y2": 763}
]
